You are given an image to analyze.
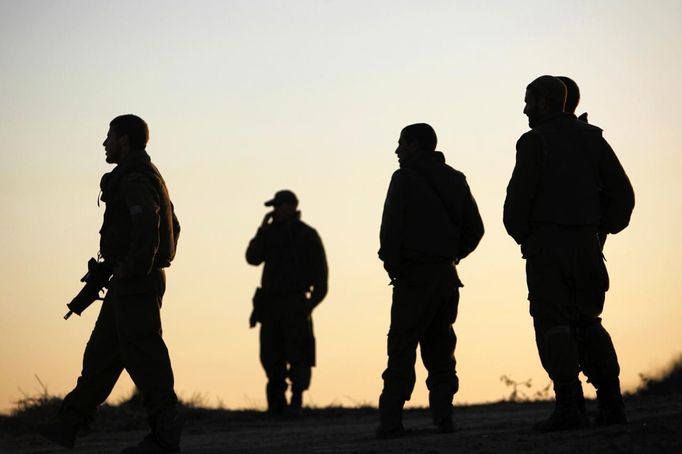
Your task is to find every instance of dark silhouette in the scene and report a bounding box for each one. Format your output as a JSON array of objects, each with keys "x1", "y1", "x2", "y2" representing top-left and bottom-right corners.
[
  {"x1": 504, "y1": 76, "x2": 635, "y2": 431},
  {"x1": 246, "y1": 190, "x2": 328, "y2": 414},
  {"x1": 38, "y1": 115, "x2": 183, "y2": 453},
  {"x1": 376, "y1": 123, "x2": 484, "y2": 438},
  {"x1": 557, "y1": 75, "x2": 609, "y2": 250}
]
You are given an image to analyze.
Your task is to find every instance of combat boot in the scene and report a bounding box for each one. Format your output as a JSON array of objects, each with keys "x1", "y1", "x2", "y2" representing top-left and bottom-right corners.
[
  {"x1": 266, "y1": 381, "x2": 287, "y2": 414},
  {"x1": 595, "y1": 381, "x2": 627, "y2": 425},
  {"x1": 534, "y1": 383, "x2": 589, "y2": 432},
  {"x1": 429, "y1": 383, "x2": 455, "y2": 433},
  {"x1": 37, "y1": 420, "x2": 79, "y2": 449},
  {"x1": 375, "y1": 392, "x2": 406, "y2": 439},
  {"x1": 121, "y1": 409, "x2": 183, "y2": 454}
]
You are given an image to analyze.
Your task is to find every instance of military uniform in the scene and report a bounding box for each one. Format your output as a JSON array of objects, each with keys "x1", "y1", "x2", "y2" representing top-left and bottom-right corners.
[
  {"x1": 378, "y1": 151, "x2": 484, "y2": 433},
  {"x1": 59, "y1": 150, "x2": 181, "y2": 448},
  {"x1": 246, "y1": 215, "x2": 327, "y2": 412},
  {"x1": 504, "y1": 112, "x2": 634, "y2": 426}
]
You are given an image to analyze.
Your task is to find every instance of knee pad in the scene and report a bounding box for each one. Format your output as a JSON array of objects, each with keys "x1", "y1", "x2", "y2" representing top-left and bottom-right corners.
[{"x1": 535, "y1": 323, "x2": 580, "y2": 385}]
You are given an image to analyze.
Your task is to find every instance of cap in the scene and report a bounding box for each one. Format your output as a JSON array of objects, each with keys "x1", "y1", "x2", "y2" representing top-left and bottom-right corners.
[
  {"x1": 264, "y1": 190, "x2": 299, "y2": 207},
  {"x1": 527, "y1": 75, "x2": 567, "y2": 106}
]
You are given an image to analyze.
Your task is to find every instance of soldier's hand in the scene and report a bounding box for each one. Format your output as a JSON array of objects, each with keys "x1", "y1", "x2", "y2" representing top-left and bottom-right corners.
[
  {"x1": 261, "y1": 211, "x2": 274, "y2": 228},
  {"x1": 383, "y1": 261, "x2": 400, "y2": 281}
]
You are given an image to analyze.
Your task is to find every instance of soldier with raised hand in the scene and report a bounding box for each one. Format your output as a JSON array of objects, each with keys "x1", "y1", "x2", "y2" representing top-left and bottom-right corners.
[
  {"x1": 504, "y1": 76, "x2": 635, "y2": 431},
  {"x1": 38, "y1": 114, "x2": 182, "y2": 453},
  {"x1": 376, "y1": 123, "x2": 484, "y2": 438},
  {"x1": 246, "y1": 190, "x2": 328, "y2": 415}
]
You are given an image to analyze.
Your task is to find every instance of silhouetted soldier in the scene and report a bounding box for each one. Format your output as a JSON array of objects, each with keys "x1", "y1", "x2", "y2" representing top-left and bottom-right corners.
[
  {"x1": 38, "y1": 115, "x2": 182, "y2": 453},
  {"x1": 246, "y1": 190, "x2": 328, "y2": 414},
  {"x1": 377, "y1": 124, "x2": 484, "y2": 438},
  {"x1": 504, "y1": 76, "x2": 635, "y2": 431}
]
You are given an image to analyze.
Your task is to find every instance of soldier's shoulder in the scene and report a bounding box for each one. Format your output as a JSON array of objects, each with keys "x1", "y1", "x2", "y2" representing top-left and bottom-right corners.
[
  {"x1": 297, "y1": 220, "x2": 321, "y2": 238},
  {"x1": 437, "y1": 163, "x2": 467, "y2": 187},
  {"x1": 119, "y1": 171, "x2": 158, "y2": 197},
  {"x1": 516, "y1": 130, "x2": 542, "y2": 148},
  {"x1": 388, "y1": 168, "x2": 411, "y2": 185},
  {"x1": 572, "y1": 118, "x2": 603, "y2": 134},
  {"x1": 120, "y1": 171, "x2": 152, "y2": 186}
]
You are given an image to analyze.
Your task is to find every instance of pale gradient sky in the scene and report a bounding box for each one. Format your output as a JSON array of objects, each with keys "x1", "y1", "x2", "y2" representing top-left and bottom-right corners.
[{"x1": 1, "y1": 0, "x2": 681, "y2": 413}]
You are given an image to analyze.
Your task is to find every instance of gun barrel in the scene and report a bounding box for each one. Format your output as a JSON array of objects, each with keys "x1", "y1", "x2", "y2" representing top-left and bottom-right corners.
[{"x1": 64, "y1": 310, "x2": 73, "y2": 320}]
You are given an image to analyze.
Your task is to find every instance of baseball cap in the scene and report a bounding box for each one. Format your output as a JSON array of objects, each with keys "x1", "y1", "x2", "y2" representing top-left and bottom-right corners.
[{"x1": 264, "y1": 190, "x2": 299, "y2": 207}]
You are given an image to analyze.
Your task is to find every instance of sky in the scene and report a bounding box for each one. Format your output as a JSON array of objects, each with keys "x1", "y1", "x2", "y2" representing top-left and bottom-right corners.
[{"x1": 1, "y1": 0, "x2": 681, "y2": 413}]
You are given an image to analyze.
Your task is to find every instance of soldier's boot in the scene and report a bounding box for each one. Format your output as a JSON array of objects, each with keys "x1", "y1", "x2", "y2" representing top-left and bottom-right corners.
[
  {"x1": 266, "y1": 381, "x2": 287, "y2": 414},
  {"x1": 376, "y1": 392, "x2": 406, "y2": 439},
  {"x1": 534, "y1": 382, "x2": 589, "y2": 432},
  {"x1": 429, "y1": 383, "x2": 455, "y2": 433},
  {"x1": 595, "y1": 380, "x2": 627, "y2": 425},
  {"x1": 120, "y1": 409, "x2": 183, "y2": 454},
  {"x1": 37, "y1": 420, "x2": 80, "y2": 449}
]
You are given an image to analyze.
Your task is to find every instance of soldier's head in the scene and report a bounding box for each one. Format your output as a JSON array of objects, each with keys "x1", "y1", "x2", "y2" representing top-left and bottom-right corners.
[
  {"x1": 524, "y1": 76, "x2": 567, "y2": 128},
  {"x1": 265, "y1": 190, "x2": 299, "y2": 221},
  {"x1": 103, "y1": 114, "x2": 149, "y2": 163},
  {"x1": 396, "y1": 123, "x2": 437, "y2": 165},
  {"x1": 556, "y1": 76, "x2": 580, "y2": 114}
]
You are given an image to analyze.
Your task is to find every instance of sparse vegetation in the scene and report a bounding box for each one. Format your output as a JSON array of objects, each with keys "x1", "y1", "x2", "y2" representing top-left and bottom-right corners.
[
  {"x1": 499, "y1": 375, "x2": 551, "y2": 402},
  {"x1": 633, "y1": 353, "x2": 682, "y2": 397},
  {"x1": 3, "y1": 355, "x2": 681, "y2": 439}
]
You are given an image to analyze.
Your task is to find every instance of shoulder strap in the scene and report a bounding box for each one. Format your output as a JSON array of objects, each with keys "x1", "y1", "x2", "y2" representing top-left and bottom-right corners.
[{"x1": 408, "y1": 166, "x2": 458, "y2": 227}]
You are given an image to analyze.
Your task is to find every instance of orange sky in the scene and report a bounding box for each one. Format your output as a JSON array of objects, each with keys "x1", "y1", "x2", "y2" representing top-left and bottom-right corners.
[{"x1": 1, "y1": 1, "x2": 681, "y2": 413}]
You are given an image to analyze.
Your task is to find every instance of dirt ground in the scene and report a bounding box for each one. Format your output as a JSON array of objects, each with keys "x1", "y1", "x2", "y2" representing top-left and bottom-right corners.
[{"x1": 2, "y1": 394, "x2": 681, "y2": 453}]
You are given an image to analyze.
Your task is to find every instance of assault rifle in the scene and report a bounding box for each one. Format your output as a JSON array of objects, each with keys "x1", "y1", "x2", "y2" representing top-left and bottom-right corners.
[{"x1": 64, "y1": 258, "x2": 112, "y2": 320}]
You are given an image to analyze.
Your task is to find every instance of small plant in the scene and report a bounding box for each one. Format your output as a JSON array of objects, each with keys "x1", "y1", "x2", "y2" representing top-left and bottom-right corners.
[
  {"x1": 12, "y1": 375, "x2": 62, "y2": 420},
  {"x1": 500, "y1": 374, "x2": 551, "y2": 402},
  {"x1": 634, "y1": 353, "x2": 682, "y2": 396}
]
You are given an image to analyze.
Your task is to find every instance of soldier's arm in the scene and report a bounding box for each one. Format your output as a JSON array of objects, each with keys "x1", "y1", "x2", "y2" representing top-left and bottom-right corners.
[
  {"x1": 599, "y1": 137, "x2": 635, "y2": 234},
  {"x1": 307, "y1": 230, "x2": 328, "y2": 309},
  {"x1": 171, "y1": 202, "x2": 181, "y2": 248},
  {"x1": 378, "y1": 170, "x2": 408, "y2": 276},
  {"x1": 457, "y1": 176, "x2": 484, "y2": 261},
  {"x1": 117, "y1": 173, "x2": 161, "y2": 278},
  {"x1": 246, "y1": 227, "x2": 267, "y2": 265},
  {"x1": 503, "y1": 134, "x2": 541, "y2": 245}
]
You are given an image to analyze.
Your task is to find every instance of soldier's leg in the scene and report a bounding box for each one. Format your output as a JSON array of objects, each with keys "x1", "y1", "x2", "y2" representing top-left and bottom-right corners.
[
  {"x1": 39, "y1": 297, "x2": 123, "y2": 448},
  {"x1": 421, "y1": 273, "x2": 460, "y2": 432},
  {"x1": 525, "y1": 238, "x2": 587, "y2": 431},
  {"x1": 380, "y1": 287, "x2": 420, "y2": 400},
  {"x1": 115, "y1": 271, "x2": 180, "y2": 451},
  {"x1": 282, "y1": 297, "x2": 312, "y2": 411},
  {"x1": 577, "y1": 317, "x2": 626, "y2": 424},
  {"x1": 533, "y1": 318, "x2": 587, "y2": 431},
  {"x1": 574, "y1": 242, "x2": 626, "y2": 424},
  {"x1": 378, "y1": 269, "x2": 443, "y2": 437},
  {"x1": 260, "y1": 311, "x2": 287, "y2": 413},
  {"x1": 377, "y1": 289, "x2": 420, "y2": 436}
]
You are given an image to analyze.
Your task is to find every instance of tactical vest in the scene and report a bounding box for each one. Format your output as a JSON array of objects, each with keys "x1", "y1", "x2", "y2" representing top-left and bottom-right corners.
[
  {"x1": 99, "y1": 151, "x2": 178, "y2": 268},
  {"x1": 527, "y1": 117, "x2": 604, "y2": 228}
]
